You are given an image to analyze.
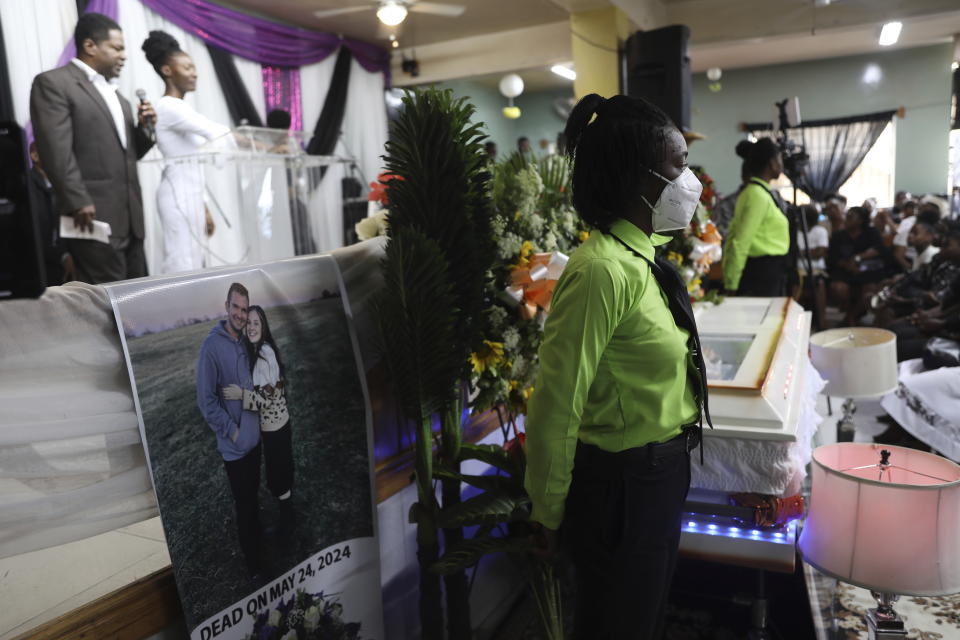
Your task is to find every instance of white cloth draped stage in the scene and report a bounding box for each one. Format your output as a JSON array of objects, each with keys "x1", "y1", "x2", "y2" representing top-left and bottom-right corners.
[
  {"x1": 1, "y1": 0, "x2": 387, "y2": 274},
  {"x1": 0, "y1": 240, "x2": 386, "y2": 559}
]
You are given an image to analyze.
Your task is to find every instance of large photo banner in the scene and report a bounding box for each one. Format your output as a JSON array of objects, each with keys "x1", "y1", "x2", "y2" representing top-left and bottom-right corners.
[{"x1": 106, "y1": 256, "x2": 383, "y2": 640}]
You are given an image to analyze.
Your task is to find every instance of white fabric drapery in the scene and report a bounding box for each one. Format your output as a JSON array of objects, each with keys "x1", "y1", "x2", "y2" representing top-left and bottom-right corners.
[
  {"x1": 342, "y1": 58, "x2": 388, "y2": 189},
  {"x1": 0, "y1": 0, "x2": 78, "y2": 126},
  {"x1": 0, "y1": 283, "x2": 158, "y2": 558}
]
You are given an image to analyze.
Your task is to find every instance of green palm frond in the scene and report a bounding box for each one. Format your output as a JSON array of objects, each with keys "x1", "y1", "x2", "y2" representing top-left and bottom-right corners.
[
  {"x1": 433, "y1": 466, "x2": 517, "y2": 493},
  {"x1": 537, "y1": 154, "x2": 572, "y2": 210},
  {"x1": 500, "y1": 150, "x2": 531, "y2": 173},
  {"x1": 429, "y1": 534, "x2": 532, "y2": 575},
  {"x1": 375, "y1": 226, "x2": 462, "y2": 423},
  {"x1": 435, "y1": 489, "x2": 530, "y2": 529},
  {"x1": 383, "y1": 88, "x2": 495, "y2": 380},
  {"x1": 458, "y1": 442, "x2": 522, "y2": 476}
]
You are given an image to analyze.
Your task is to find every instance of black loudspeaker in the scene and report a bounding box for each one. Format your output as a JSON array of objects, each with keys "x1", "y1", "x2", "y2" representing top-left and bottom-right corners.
[
  {"x1": 622, "y1": 25, "x2": 692, "y2": 132},
  {"x1": 0, "y1": 121, "x2": 45, "y2": 299}
]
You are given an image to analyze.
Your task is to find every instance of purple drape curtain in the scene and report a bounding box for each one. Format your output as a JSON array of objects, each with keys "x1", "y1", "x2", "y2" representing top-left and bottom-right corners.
[
  {"x1": 139, "y1": 0, "x2": 390, "y2": 80},
  {"x1": 55, "y1": 0, "x2": 119, "y2": 67}
]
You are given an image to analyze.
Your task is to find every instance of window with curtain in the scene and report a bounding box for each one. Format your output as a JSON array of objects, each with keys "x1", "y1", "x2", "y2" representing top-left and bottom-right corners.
[
  {"x1": 746, "y1": 109, "x2": 896, "y2": 206},
  {"x1": 765, "y1": 121, "x2": 896, "y2": 207}
]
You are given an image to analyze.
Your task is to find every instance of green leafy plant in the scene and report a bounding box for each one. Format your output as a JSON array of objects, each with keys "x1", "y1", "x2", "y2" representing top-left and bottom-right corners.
[
  {"x1": 376, "y1": 87, "x2": 495, "y2": 640},
  {"x1": 472, "y1": 152, "x2": 587, "y2": 416},
  {"x1": 429, "y1": 434, "x2": 563, "y2": 640}
]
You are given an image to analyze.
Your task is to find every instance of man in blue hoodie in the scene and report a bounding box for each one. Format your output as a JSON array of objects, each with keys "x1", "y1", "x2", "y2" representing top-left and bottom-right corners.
[{"x1": 197, "y1": 282, "x2": 262, "y2": 580}]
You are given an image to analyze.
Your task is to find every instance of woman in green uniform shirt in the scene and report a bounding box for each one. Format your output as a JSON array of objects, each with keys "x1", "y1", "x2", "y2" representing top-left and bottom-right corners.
[
  {"x1": 722, "y1": 138, "x2": 790, "y2": 296},
  {"x1": 524, "y1": 94, "x2": 711, "y2": 640}
]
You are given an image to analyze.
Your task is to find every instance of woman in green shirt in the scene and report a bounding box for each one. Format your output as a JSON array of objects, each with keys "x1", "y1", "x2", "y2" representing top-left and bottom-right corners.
[
  {"x1": 721, "y1": 138, "x2": 790, "y2": 296},
  {"x1": 524, "y1": 94, "x2": 711, "y2": 640}
]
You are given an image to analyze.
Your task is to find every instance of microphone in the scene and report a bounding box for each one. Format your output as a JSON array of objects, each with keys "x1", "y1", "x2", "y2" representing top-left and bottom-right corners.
[{"x1": 135, "y1": 89, "x2": 155, "y2": 142}]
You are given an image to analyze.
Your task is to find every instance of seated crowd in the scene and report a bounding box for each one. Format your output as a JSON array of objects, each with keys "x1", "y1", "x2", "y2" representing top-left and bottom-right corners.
[
  {"x1": 783, "y1": 191, "x2": 956, "y2": 335},
  {"x1": 787, "y1": 190, "x2": 960, "y2": 456}
]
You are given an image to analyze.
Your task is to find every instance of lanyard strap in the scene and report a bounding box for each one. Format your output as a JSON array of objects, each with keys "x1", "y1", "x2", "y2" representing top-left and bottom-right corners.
[{"x1": 607, "y1": 231, "x2": 713, "y2": 462}]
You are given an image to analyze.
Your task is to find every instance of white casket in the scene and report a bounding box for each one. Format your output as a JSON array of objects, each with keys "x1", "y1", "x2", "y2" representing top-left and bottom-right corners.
[
  {"x1": 698, "y1": 297, "x2": 812, "y2": 442},
  {"x1": 681, "y1": 297, "x2": 821, "y2": 573}
]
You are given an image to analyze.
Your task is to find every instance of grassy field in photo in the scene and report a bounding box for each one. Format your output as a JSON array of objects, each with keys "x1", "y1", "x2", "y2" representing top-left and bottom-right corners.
[{"x1": 125, "y1": 297, "x2": 372, "y2": 629}]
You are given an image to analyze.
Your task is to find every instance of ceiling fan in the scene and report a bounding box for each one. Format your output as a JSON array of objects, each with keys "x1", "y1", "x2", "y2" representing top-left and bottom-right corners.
[{"x1": 314, "y1": 1, "x2": 466, "y2": 27}]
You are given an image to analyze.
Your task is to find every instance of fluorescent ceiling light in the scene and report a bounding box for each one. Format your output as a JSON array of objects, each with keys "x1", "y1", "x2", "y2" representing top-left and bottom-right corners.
[
  {"x1": 878, "y1": 21, "x2": 902, "y2": 47},
  {"x1": 551, "y1": 65, "x2": 576, "y2": 81},
  {"x1": 377, "y1": 2, "x2": 408, "y2": 27}
]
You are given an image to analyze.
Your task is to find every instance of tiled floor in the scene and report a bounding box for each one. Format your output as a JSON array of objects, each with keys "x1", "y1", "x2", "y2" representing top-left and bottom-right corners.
[{"x1": 0, "y1": 517, "x2": 170, "y2": 639}]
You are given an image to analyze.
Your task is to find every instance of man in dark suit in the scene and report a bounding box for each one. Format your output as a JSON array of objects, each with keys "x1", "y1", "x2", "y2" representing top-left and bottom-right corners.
[
  {"x1": 29, "y1": 13, "x2": 155, "y2": 284},
  {"x1": 27, "y1": 142, "x2": 75, "y2": 284}
]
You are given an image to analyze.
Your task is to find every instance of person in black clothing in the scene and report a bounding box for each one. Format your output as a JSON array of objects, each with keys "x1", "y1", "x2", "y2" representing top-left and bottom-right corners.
[
  {"x1": 885, "y1": 227, "x2": 960, "y2": 361},
  {"x1": 27, "y1": 143, "x2": 74, "y2": 284},
  {"x1": 827, "y1": 205, "x2": 889, "y2": 326}
]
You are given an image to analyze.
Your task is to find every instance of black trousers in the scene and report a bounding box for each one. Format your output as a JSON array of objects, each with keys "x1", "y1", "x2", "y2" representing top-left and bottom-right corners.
[
  {"x1": 738, "y1": 254, "x2": 787, "y2": 297},
  {"x1": 65, "y1": 234, "x2": 147, "y2": 284},
  {"x1": 888, "y1": 319, "x2": 929, "y2": 362},
  {"x1": 223, "y1": 443, "x2": 262, "y2": 575},
  {"x1": 562, "y1": 433, "x2": 694, "y2": 640},
  {"x1": 262, "y1": 422, "x2": 294, "y2": 499}
]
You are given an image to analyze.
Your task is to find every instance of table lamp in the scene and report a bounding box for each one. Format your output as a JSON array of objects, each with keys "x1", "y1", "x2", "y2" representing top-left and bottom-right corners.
[
  {"x1": 799, "y1": 443, "x2": 960, "y2": 639},
  {"x1": 809, "y1": 328, "x2": 898, "y2": 435}
]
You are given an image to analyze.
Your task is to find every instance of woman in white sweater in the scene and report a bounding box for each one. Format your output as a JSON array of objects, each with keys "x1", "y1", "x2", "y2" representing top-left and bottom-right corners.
[
  {"x1": 142, "y1": 31, "x2": 230, "y2": 273},
  {"x1": 223, "y1": 305, "x2": 294, "y2": 531}
]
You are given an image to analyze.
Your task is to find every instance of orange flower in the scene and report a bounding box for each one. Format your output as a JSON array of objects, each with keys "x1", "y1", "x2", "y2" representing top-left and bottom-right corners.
[{"x1": 368, "y1": 173, "x2": 404, "y2": 204}]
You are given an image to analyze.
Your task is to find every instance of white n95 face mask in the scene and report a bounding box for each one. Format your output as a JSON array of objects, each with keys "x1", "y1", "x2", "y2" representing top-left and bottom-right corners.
[{"x1": 640, "y1": 167, "x2": 704, "y2": 232}]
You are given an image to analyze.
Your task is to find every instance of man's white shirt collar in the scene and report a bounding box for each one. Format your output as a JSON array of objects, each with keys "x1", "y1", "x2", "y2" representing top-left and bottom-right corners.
[{"x1": 71, "y1": 58, "x2": 119, "y2": 90}]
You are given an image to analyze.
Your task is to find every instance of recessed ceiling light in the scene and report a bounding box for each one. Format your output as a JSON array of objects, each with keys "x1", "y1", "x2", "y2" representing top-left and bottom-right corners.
[
  {"x1": 878, "y1": 21, "x2": 902, "y2": 47},
  {"x1": 377, "y1": 1, "x2": 408, "y2": 27},
  {"x1": 550, "y1": 65, "x2": 576, "y2": 81}
]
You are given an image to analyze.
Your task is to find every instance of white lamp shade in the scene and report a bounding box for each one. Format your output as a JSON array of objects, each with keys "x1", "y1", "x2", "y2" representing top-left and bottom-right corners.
[
  {"x1": 809, "y1": 328, "x2": 898, "y2": 398},
  {"x1": 799, "y1": 443, "x2": 960, "y2": 595}
]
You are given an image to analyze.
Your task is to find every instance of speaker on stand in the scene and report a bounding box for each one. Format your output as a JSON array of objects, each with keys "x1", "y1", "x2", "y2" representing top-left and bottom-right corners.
[
  {"x1": 0, "y1": 121, "x2": 45, "y2": 299},
  {"x1": 622, "y1": 25, "x2": 692, "y2": 132}
]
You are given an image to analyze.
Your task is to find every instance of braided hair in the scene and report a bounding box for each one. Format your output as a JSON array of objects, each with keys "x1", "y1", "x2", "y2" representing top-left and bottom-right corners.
[
  {"x1": 563, "y1": 94, "x2": 675, "y2": 232},
  {"x1": 141, "y1": 30, "x2": 183, "y2": 77}
]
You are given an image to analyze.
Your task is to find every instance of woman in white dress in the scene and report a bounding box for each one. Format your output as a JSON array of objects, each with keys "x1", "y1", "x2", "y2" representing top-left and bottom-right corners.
[{"x1": 142, "y1": 31, "x2": 230, "y2": 273}]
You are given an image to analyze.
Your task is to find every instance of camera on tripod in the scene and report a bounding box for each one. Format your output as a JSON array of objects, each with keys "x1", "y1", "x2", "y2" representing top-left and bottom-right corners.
[{"x1": 773, "y1": 97, "x2": 809, "y2": 184}]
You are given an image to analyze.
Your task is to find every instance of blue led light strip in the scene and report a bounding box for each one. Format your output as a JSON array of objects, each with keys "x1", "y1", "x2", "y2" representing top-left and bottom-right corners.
[{"x1": 681, "y1": 513, "x2": 799, "y2": 545}]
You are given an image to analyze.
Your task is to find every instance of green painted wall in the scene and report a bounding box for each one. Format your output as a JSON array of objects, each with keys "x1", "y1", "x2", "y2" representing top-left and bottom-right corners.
[
  {"x1": 689, "y1": 44, "x2": 953, "y2": 198},
  {"x1": 513, "y1": 88, "x2": 572, "y2": 154},
  {"x1": 428, "y1": 78, "x2": 516, "y2": 155},
  {"x1": 429, "y1": 79, "x2": 573, "y2": 158}
]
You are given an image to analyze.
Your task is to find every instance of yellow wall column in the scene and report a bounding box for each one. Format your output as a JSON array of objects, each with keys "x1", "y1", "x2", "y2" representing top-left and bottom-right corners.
[{"x1": 570, "y1": 8, "x2": 628, "y2": 100}]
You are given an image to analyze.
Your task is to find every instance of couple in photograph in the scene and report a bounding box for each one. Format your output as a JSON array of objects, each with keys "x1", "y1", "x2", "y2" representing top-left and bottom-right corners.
[{"x1": 196, "y1": 282, "x2": 295, "y2": 581}]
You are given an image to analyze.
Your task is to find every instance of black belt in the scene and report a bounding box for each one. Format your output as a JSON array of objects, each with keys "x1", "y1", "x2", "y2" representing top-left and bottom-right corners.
[{"x1": 576, "y1": 425, "x2": 701, "y2": 470}]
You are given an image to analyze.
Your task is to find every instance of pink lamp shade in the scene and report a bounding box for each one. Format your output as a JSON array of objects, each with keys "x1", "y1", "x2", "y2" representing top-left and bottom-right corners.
[{"x1": 799, "y1": 443, "x2": 960, "y2": 595}]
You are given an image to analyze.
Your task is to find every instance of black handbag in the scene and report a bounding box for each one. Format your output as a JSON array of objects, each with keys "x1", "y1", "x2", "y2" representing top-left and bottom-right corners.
[{"x1": 922, "y1": 336, "x2": 960, "y2": 370}]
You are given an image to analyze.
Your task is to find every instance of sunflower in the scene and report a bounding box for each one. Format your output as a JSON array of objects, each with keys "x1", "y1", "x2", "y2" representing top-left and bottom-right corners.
[{"x1": 470, "y1": 340, "x2": 506, "y2": 373}]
